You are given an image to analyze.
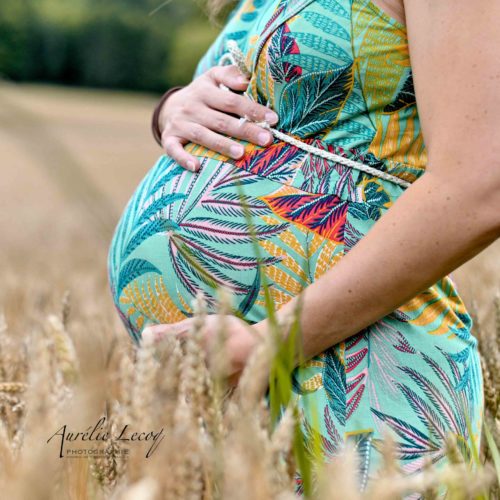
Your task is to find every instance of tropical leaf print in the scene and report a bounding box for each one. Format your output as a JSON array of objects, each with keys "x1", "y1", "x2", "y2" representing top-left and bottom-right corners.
[
  {"x1": 260, "y1": 0, "x2": 287, "y2": 35},
  {"x1": 345, "y1": 333, "x2": 368, "y2": 419},
  {"x1": 122, "y1": 219, "x2": 179, "y2": 260},
  {"x1": 368, "y1": 105, "x2": 428, "y2": 174},
  {"x1": 180, "y1": 216, "x2": 288, "y2": 245},
  {"x1": 238, "y1": 269, "x2": 261, "y2": 316},
  {"x1": 261, "y1": 188, "x2": 348, "y2": 243},
  {"x1": 294, "y1": 404, "x2": 343, "y2": 471},
  {"x1": 347, "y1": 431, "x2": 373, "y2": 491},
  {"x1": 292, "y1": 31, "x2": 351, "y2": 65},
  {"x1": 108, "y1": 157, "x2": 183, "y2": 276},
  {"x1": 234, "y1": 141, "x2": 306, "y2": 182},
  {"x1": 296, "y1": 139, "x2": 362, "y2": 196},
  {"x1": 148, "y1": 164, "x2": 186, "y2": 197},
  {"x1": 348, "y1": 202, "x2": 382, "y2": 223},
  {"x1": 279, "y1": 64, "x2": 355, "y2": 137},
  {"x1": 200, "y1": 192, "x2": 270, "y2": 217},
  {"x1": 346, "y1": 177, "x2": 392, "y2": 223},
  {"x1": 329, "y1": 118, "x2": 375, "y2": 142},
  {"x1": 267, "y1": 22, "x2": 303, "y2": 83},
  {"x1": 252, "y1": 34, "x2": 276, "y2": 106},
  {"x1": 137, "y1": 193, "x2": 186, "y2": 225},
  {"x1": 255, "y1": 215, "x2": 310, "y2": 308},
  {"x1": 164, "y1": 167, "x2": 290, "y2": 299},
  {"x1": 292, "y1": 334, "x2": 368, "y2": 427},
  {"x1": 398, "y1": 277, "x2": 473, "y2": 335},
  {"x1": 383, "y1": 70, "x2": 416, "y2": 113},
  {"x1": 261, "y1": 217, "x2": 310, "y2": 281},
  {"x1": 117, "y1": 259, "x2": 161, "y2": 296},
  {"x1": 371, "y1": 345, "x2": 479, "y2": 469},
  {"x1": 317, "y1": 0, "x2": 351, "y2": 20},
  {"x1": 343, "y1": 218, "x2": 365, "y2": 250},
  {"x1": 170, "y1": 234, "x2": 249, "y2": 294},
  {"x1": 356, "y1": 177, "x2": 392, "y2": 208},
  {"x1": 212, "y1": 166, "x2": 261, "y2": 190},
  {"x1": 363, "y1": 319, "x2": 415, "y2": 406},
  {"x1": 349, "y1": 0, "x2": 428, "y2": 170},
  {"x1": 114, "y1": 160, "x2": 295, "y2": 323},
  {"x1": 115, "y1": 167, "x2": 186, "y2": 262},
  {"x1": 298, "y1": 404, "x2": 372, "y2": 488},
  {"x1": 397, "y1": 383, "x2": 451, "y2": 443},
  {"x1": 282, "y1": 53, "x2": 345, "y2": 74},
  {"x1": 302, "y1": 11, "x2": 350, "y2": 42},
  {"x1": 371, "y1": 408, "x2": 443, "y2": 462},
  {"x1": 120, "y1": 276, "x2": 191, "y2": 329},
  {"x1": 323, "y1": 347, "x2": 347, "y2": 425},
  {"x1": 292, "y1": 354, "x2": 324, "y2": 394},
  {"x1": 312, "y1": 239, "x2": 344, "y2": 281},
  {"x1": 351, "y1": 0, "x2": 409, "y2": 112}
]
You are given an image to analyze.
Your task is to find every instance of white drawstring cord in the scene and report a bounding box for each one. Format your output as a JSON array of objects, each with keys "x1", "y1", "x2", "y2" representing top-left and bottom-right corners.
[{"x1": 218, "y1": 39, "x2": 411, "y2": 189}]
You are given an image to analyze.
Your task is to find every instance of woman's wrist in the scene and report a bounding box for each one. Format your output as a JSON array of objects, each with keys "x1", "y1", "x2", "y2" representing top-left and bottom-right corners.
[
  {"x1": 253, "y1": 299, "x2": 306, "y2": 368},
  {"x1": 151, "y1": 85, "x2": 184, "y2": 146}
]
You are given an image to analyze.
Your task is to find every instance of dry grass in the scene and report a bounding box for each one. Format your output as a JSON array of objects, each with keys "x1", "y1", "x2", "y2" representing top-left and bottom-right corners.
[{"x1": 0, "y1": 82, "x2": 499, "y2": 499}]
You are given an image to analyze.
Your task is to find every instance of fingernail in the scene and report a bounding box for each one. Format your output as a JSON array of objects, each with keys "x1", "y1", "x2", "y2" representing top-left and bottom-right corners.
[
  {"x1": 258, "y1": 132, "x2": 271, "y2": 146},
  {"x1": 187, "y1": 160, "x2": 197, "y2": 171},
  {"x1": 237, "y1": 75, "x2": 249, "y2": 84},
  {"x1": 141, "y1": 327, "x2": 156, "y2": 346},
  {"x1": 265, "y1": 111, "x2": 279, "y2": 124},
  {"x1": 230, "y1": 145, "x2": 245, "y2": 158}
]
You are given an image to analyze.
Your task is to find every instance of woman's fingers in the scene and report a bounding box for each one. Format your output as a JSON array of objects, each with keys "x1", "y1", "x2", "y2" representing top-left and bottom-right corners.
[
  {"x1": 177, "y1": 121, "x2": 247, "y2": 160},
  {"x1": 201, "y1": 109, "x2": 274, "y2": 147},
  {"x1": 141, "y1": 320, "x2": 191, "y2": 345},
  {"x1": 203, "y1": 66, "x2": 279, "y2": 124},
  {"x1": 162, "y1": 135, "x2": 200, "y2": 172},
  {"x1": 207, "y1": 86, "x2": 279, "y2": 125},
  {"x1": 141, "y1": 325, "x2": 166, "y2": 345},
  {"x1": 206, "y1": 64, "x2": 250, "y2": 92},
  {"x1": 158, "y1": 64, "x2": 280, "y2": 170}
]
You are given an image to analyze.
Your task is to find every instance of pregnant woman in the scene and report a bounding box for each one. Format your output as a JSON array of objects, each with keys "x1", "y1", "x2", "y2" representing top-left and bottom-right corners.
[{"x1": 108, "y1": 0, "x2": 500, "y2": 493}]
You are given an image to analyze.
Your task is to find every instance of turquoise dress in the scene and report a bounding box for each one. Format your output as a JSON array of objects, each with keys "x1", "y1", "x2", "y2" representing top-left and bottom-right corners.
[{"x1": 108, "y1": 0, "x2": 484, "y2": 495}]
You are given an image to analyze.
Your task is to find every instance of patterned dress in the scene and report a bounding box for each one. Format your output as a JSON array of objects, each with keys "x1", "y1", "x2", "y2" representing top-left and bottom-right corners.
[{"x1": 107, "y1": 0, "x2": 484, "y2": 495}]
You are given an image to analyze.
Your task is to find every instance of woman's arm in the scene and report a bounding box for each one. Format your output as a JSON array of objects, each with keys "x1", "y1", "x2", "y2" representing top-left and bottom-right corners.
[{"x1": 256, "y1": 0, "x2": 500, "y2": 361}]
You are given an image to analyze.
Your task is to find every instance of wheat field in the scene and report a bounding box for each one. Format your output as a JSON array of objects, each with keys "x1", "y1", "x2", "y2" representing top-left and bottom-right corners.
[{"x1": 0, "y1": 82, "x2": 499, "y2": 499}]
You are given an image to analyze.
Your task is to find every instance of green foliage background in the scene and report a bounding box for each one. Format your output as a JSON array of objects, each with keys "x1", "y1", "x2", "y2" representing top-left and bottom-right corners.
[{"x1": 0, "y1": 0, "x2": 229, "y2": 92}]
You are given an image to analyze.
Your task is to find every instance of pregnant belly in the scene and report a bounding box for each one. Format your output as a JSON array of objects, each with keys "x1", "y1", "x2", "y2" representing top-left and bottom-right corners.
[{"x1": 107, "y1": 140, "x2": 398, "y2": 343}]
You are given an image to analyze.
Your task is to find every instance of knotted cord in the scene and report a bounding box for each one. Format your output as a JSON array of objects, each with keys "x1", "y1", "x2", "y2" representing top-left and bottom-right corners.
[{"x1": 218, "y1": 39, "x2": 411, "y2": 189}]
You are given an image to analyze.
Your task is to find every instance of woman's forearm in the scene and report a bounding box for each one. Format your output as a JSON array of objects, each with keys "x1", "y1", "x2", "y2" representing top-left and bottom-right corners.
[{"x1": 256, "y1": 168, "x2": 500, "y2": 363}]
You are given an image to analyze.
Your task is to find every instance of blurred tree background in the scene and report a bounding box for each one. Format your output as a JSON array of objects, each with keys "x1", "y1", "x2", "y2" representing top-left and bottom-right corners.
[{"x1": 0, "y1": 0, "x2": 230, "y2": 93}]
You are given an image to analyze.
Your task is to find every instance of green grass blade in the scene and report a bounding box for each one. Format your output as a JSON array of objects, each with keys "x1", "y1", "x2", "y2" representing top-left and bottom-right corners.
[{"x1": 484, "y1": 422, "x2": 500, "y2": 488}]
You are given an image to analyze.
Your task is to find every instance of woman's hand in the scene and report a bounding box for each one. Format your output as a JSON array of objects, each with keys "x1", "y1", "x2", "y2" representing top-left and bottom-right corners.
[
  {"x1": 158, "y1": 64, "x2": 279, "y2": 172},
  {"x1": 141, "y1": 314, "x2": 262, "y2": 387}
]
